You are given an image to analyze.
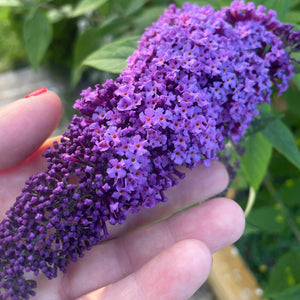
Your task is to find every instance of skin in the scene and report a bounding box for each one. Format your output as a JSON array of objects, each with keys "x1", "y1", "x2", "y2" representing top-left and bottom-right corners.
[{"x1": 0, "y1": 91, "x2": 245, "y2": 300}]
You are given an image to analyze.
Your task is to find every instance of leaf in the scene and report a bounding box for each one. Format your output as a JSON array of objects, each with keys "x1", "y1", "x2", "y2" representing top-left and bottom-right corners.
[
  {"x1": 292, "y1": 73, "x2": 300, "y2": 91},
  {"x1": 262, "y1": 119, "x2": 300, "y2": 171},
  {"x1": 82, "y1": 36, "x2": 139, "y2": 74},
  {"x1": 264, "y1": 249, "x2": 300, "y2": 296},
  {"x1": 72, "y1": 17, "x2": 129, "y2": 85},
  {"x1": 122, "y1": 0, "x2": 148, "y2": 16},
  {"x1": 291, "y1": 62, "x2": 300, "y2": 74},
  {"x1": 22, "y1": 9, "x2": 52, "y2": 70},
  {"x1": 71, "y1": 26, "x2": 102, "y2": 85},
  {"x1": 284, "y1": 87, "x2": 300, "y2": 119},
  {"x1": 71, "y1": 0, "x2": 107, "y2": 17},
  {"x1": 73, "y1": 28, "x2": 103, "y2": 70},
  {"x1": 277, "y1": 0, "x2": 293, "y2": 21},
  {"x1": 272, "y1": 285, "x2": 300, "y2": 300},
  {"x1": 113, "y1": 0, "x2": 148, "y2": 15},
  {"x1": 245, "y1": 106, "x2": 279, "y2": 137},
  {"x1": 133, "y1": 6, "x2": 166, "y2": 29},
  {"x1": 246, "y1": 206, "x2": 287, "y2": 234},
  {"x1": 243, "y1": 222, "x2": 260, "y2": 235},
  {"x1": 240, "y1": 132, "x2": 272, "y2": 191},
  {"x1": 280, "y1": 178, "x2": 300, "y2": 207},
  {"x1": 255, "y1": 0, "x2": 292, "y2": 21},
  {"x1": 73, "y1": 17, "x2": 128, "y2": 68},
  {"x1": 285, "y1": 11, "x2": 300, "y2": 24}
]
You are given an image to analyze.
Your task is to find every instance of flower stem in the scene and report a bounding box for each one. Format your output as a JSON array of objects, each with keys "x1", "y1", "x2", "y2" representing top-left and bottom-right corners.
[{"x1": 244, "y1": 186, "x2": 256, "y2": 217}]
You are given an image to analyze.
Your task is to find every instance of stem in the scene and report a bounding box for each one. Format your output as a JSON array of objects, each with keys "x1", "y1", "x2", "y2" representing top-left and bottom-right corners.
[
  {"x1": 264, "y1": 174, "x2": 300, "y2": 243},
  {"x1": 244, "y1": 186, "x2": 256, "y2": 217}
]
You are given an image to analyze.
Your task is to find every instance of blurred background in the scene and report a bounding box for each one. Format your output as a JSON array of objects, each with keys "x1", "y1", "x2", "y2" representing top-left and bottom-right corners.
[{"x1": 1, "y1": 0, "x2": 300, "y2": 299}]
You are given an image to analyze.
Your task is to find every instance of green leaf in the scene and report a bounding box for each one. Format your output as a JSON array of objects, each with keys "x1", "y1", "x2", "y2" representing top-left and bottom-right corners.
[
  {"x1": 285, "y1": 11, "x2": 300, "y2": 24},
  {"x1": 133, "y1": 6, "x2": 166, "y2": 29},
  {"x1": 82, "y1": 36, "x2": 139, "y2": 74},
  {"x1": 73, "y1": 28, "x2": 103, "y2": 70},
  {"x1": 280, "y1": 178, "x2": 300, "y2": 207},
  {"x1": 243, "y1": 222, "x2": 260, "y2": 235},
  {"x1": 122, "y1": 0, "x2": 148, "y2": 16},
  {"x1": 271, "y1": 285, "x2": 300, "y2": 300},
  {"x1": 113, "y1": 0, "x2": 148, "y2": 15},
  {"x1": 264, "y1": 249, "x2": 300, "y2": 296},
  {"x1": 253, "y1": 0, "x2": 292, "y2": 21},
  {"x1": 71, "y1": 26, "x2": 102, "y2": 85},
  {"x1": 246, "y1": 206, "x2": 287, "y2": 234},
  {"x1": 284, "y1": 87, "x2": 300, "y2": 119},
  {"x1": 292, "y1": 73, "x2": 300, "y2": 91},
  {"x1": 291, "y1": 62, "x2": 300, "y2": 74},
  {"x1": 72, "y1": 0, "x2": 108, "y2": 17},
  {"x1": 72, "y1": 17, "x2": 129, "y2": 84},
  {"x1": 245, "y1": 106, "x2": 279, "y2": 137},
  {"x1": 73, "y1": 17, "x2": 128, "y2": 69},
  {"x1": 22, "y1": 9, "x2": 52, "y2": 70},
  {"x1": 262, "y1": 119, "x2": 300, "y2": 171},
  {"x1": 240, "y1": 132, "x2": 272, "y2": 191},
  {"x1": 277, "y1": 0, "x2": 293, "y2": 21}
]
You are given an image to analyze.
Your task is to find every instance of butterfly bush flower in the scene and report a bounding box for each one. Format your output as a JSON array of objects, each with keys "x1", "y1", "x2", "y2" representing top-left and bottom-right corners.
[{"x1": 1, "y1": 1, "x2": 300, "y2": 298}]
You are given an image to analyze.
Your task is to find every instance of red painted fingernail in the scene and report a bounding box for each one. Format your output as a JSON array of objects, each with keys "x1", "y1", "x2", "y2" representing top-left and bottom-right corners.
[{"x1": 25, "y1": 87, "x2": 48, "y2": 98}]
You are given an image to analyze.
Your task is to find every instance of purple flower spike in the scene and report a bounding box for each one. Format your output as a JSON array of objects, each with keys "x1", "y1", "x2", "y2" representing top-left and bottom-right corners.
[{"x1": 1, "y1": 1, "x2": 300, "y2": 298}]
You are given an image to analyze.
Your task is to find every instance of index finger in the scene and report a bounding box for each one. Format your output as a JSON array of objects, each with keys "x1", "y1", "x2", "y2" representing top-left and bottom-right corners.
[{"x1": 0, "y1": 90, "x2": 62, "y2": 170}]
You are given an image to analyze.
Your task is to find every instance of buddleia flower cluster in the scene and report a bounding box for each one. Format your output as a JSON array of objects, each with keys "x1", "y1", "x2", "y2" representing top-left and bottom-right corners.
[{"x1": 1, "y1": 1, "x2": 300, "y2": 298}]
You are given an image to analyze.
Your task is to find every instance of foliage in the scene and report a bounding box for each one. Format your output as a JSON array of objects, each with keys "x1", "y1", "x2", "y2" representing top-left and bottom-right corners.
[
  {"x1": 233, "y1": 1, "x2": 300, "y2": 292},
  {"x1": 0, "y1": 6, "x2": 26, "y2": 72},
  {"x1": 1, "y1": 0, "x2": 300, "y2": 299},
  {"x1": 0, "y1": 0, "x2": 173, "y2": 86},
  {"x1": 235, "y1": 71, "x2": 300, "y2": 298}
]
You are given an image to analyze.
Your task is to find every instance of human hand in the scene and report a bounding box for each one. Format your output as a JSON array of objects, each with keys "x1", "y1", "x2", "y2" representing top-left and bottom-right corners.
[{"x1": 0, "y1": 90, "x2": 245, "y2": 300}]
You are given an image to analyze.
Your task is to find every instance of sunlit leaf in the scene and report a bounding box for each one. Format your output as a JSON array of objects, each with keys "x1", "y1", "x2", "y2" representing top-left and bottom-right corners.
[
  {"x1": 82, "y1": 36, "x2": 139, "y2": 74},
  {"x1": 262, "y1": 119, "x2": 300, "y2": 171},
  {"x1": 240, "y1": 132, "x2": 272, "y2": 191}
]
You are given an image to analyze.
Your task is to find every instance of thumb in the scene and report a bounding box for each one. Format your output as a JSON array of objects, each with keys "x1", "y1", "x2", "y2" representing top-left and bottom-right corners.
[{"x1": 0, "y1": 88, "x2": 62, "y2": 170}]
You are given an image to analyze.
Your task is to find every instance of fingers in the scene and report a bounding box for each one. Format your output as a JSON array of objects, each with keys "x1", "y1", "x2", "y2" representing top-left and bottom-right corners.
[
  {"x1": 62, "y1": 198, "x2": 245, "y2": 299},
  {"x1": 0, "y1": 90, "x2": 62, "y2": 170},
  {"x1": 166, "y1": 197, "x2": 245, "y2": 253},
  {"x1": 78, "y1": 240, "x2": 212, "y2": 300},
  {"x1": 105, "y1": 161, "x2": 229, "y2": 239}
]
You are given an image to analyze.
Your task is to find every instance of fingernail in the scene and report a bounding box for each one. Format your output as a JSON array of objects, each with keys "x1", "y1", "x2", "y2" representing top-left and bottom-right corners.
[{"x1": 25, "y1": 87, "x2": 48, "y2": 98}]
